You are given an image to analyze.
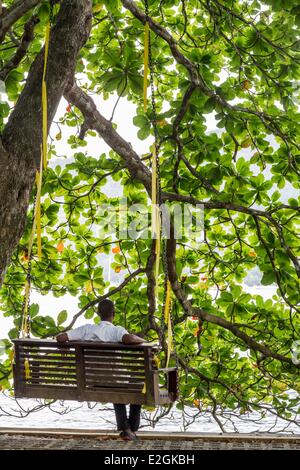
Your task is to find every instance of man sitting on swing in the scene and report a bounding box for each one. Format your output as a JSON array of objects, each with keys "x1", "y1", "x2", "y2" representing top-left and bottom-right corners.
[{"x1": 56, "y1": 299, "x2": 144, "y2": 441}]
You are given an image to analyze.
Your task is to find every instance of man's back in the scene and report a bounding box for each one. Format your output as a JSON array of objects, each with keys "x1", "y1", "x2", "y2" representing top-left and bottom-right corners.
[
  {"x1": 66, "y1": 321, "x2": 128, "y2": 343},
  {"x1": 56, "y1": 298, "x2": 144, "y2": 346}
]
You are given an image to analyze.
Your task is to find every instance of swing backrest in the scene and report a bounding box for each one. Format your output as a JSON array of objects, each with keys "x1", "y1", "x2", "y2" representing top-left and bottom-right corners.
[{"x1": 12, "y1": 338, "x2": 177, "y2": 405}]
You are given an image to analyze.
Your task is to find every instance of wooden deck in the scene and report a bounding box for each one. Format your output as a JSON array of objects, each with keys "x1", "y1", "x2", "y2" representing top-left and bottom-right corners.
[{"x1": 0, "y1": 428, "x2": 299, "y2": 450}]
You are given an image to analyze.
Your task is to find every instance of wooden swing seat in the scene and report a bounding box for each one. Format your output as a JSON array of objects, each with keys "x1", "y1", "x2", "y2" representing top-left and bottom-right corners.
[{"x1": 13, "y1": 339, "x2": 178, "y2": 406}]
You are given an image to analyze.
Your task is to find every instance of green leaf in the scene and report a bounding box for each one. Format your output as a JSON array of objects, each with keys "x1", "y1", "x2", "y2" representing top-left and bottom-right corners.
[
  {"x1": 29, "y1": 303, "x2": 40, "y2": 318},
  {"x1": 57, "y1": 310, "x2": 68, "y2": 325},
  {"x1": 288, "y1": 198, "x2": 298, "y2": 207},
  {"x1": 295, "y1": 15, "x2": 300, "y2": 27},
  {"x1": 128, "y1": 74, "x2": 143, "y2": 94},
  {"x1": 261, "y1": 271, "x2": 276, "y2": 285},
  {"x1": 38, "y1": 3, "x2": 50, "y2": 21}
]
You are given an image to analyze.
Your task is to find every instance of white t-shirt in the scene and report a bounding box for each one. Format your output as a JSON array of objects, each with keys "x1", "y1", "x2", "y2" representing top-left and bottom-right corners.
[{"x1": 67, "y1": 321, "x2": 128, "y2": 343}]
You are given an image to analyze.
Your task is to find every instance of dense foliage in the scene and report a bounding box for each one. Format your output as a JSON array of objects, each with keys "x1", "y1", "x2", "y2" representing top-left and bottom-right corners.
[{"x1": 0, "y1": 0, "x2": 299, "y2": 429}]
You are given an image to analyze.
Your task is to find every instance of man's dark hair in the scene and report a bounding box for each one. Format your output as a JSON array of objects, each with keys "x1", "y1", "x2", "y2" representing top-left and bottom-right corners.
[{"x1": 98, "y1": 299, "x2": 115, "y2": 320}]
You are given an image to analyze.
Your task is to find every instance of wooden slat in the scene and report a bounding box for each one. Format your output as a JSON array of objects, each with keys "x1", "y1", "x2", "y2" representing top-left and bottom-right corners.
[
  {"x1": 86, "y1": 382, "x2": 143, "y2": 391},
  {"x1": 16, "y1": 385, "x2": 80, "y2": 401},
  {"x1": 84, "y1": 356, "x2": 144, "y2": 365},
  {"x1": 24, "y1": 374, "x2": 77, "y2": 382},
  {"x1": 25, "y1": 378, "x2": 77, "y2": 385},
  {"x1": 27, "y1": 365, "x2": 76, "y2": 373},
  {"x1": 20, "y1": 348, "x2": 75, "y2": 355},
  {"x1": 84, "y1": 350, "x2": 144, "y2": 359},
  {"x1": 86, "y1": 386, "x2": 143, "y2": 393},
  {"x1": 21, "y1": 372, "x2": 77, "y2": 379},
  {"x1": 84, "y1": 355, "x2": 144, "y2": 362},
  {"x1": 85, "y1": 365, "x2": 143, "y2": 371},
  {"x1": 85, "y1": 370, "x2": 144, "y2": 379},
  {"x1": 84, "y1": 356, "x2": 144, "y2": 363},
  {"x1": 20, "y1": 352, "x2": 76, "y2": 357},
  {"x1": 84, "y1": 360, "x2": 144, "y2": 367},
  {"x1": 85, "y1": 364, "x2": 145, "y2": 377},
  {"x1": 83, "y1": 350, "x2": 143, "y2": 357},
  {"x1": 84, "y1": 354, "x2": 144, "y2": 364},
  {"x1": 20, "y1": 354, "x2": 144, "y2": 364},
  {"x1": 80, "y1": 341, "x2": 151, "y2": 349},
  {"x1": 22, "y1": 360, "x2": 76, "y2": 368},
  {"x1": 20, "y1": 352, "x2": 75, "y2": 358},
  {"x1": 14, "y1": 338, "x2": 155, "y2": 350},
  {"x1": 86, "y1": 379, "x2": 144, "y2": 387},
  {"x1": 17, "y1": 386, "x2": 147, "y2": 404},
  {"x1": 84, "y1": 362, "x2": 144, "y2": 370},
  {"x1": 20, "y1": 355, "x2": 76, "y2": 362},
  {"x1": 20, "y1": 351, "x2": 75, "y2": 355},
  {"x1": 85, "y1": 381, "x2": 144, "y2": 388},
  {"x1": 85, "y1": 376, "x2": 144, "y2": 385},
  {"x1": 82, "y1": 389, "x2": 147, "y2": 404},
  {"x1": 85, "y1": 359, "x2": 145, "y2": 370}
]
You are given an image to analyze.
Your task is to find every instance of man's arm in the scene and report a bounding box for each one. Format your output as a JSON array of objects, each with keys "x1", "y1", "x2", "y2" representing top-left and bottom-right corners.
[
  {"x1": 122, "y1": 333, "x2": 145, "y2": 345},
  {"x1": 56, "y1": 325, "x2": 89, "y2": 343}
]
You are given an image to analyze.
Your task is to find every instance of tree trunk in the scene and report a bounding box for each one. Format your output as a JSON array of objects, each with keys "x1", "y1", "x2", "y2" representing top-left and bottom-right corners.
[
  {"x1": 0, "y1": 0, "x2": 92, "y2": 286},
  {"x1": 0, "y1": 140, "x2": 35, "y2": 285}
]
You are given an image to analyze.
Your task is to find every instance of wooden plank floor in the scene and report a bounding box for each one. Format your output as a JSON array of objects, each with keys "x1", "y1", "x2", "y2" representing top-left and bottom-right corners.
[{"x1": 0, "y1": 428, "x2": 299, "y2": 450}]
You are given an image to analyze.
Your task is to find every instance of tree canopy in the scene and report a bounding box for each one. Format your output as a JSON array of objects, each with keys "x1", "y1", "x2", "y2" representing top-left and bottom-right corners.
[{"x1": 0, "y1": 0, "x2": 299, "y2": 430}]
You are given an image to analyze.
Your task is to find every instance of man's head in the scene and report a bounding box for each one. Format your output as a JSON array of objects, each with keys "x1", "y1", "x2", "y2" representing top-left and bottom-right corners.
[{"x1": 98, "y1": 299, "x2": 115, "y2": 322}]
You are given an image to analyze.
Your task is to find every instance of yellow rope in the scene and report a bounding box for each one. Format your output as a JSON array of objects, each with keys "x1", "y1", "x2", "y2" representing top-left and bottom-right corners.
[
  {"x1": 153, "y1": 354, "x2": 160, "y2": 368},
  {"x1": 151, "y1": 145, "x2": 157, "y2": 228},
  {"x1": 21, "y1": 280, "x2": 30, "y2": 338},
  {"x1": 20, "y1": 23, "x2": 50, "y2": 338},
  {"x1": 42, "y1": 23, "x2": 50, "y2": 169},
  {"x1": 9, "y1": 347, "x2": 15, "y2": 379},
  {"x1": 164, "y1": 280, "x2": 172, "y2": 324},
  {"x1": 24, "y1": 358, "x2": 31, "y2": 380},
  {"x1": 166, "y1": 311, "x2": 173, "y2": 368},
  {"x1": 154, "y1": 213, "x2": 160, "y2": 299},
  {"x1": 27, "y1": 206, "x2": 37, "y2": 261},
  {"x1": 35, "y1": 149, "x2": 44, "y2": 260},
  {"x1": 151, "y1": 146, "x2": 161, "y2": 299},
  {"x1": 143, "y1": 21, "x2": 149, "y2": 111},
  {"x1": 9, "y1": 347, "x2": 15, "y2": 365},
  {"x1": 164, "y1": 281, "x2": 173, "y2": 368}
]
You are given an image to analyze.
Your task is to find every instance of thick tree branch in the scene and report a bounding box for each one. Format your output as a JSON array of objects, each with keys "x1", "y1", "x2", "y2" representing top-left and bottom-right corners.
[
  {"x1": 3, "y1": 0, "x2": 92, "y2": 166},
  {"x1": 163, "y1": 192, "x2": 299, "y2": 219},
  {"x1": 0, "y1": 0, "x2": 42, "y2": 43},
  {"x1": 64, "y1": 82, "x2": 152, "y2": 193},
  {"x1": 0, "y1": 15, "x2": 39, "y2": 81},
  {"x1": 192, "y1": 306, "x2": 299, "y2": 368}
]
